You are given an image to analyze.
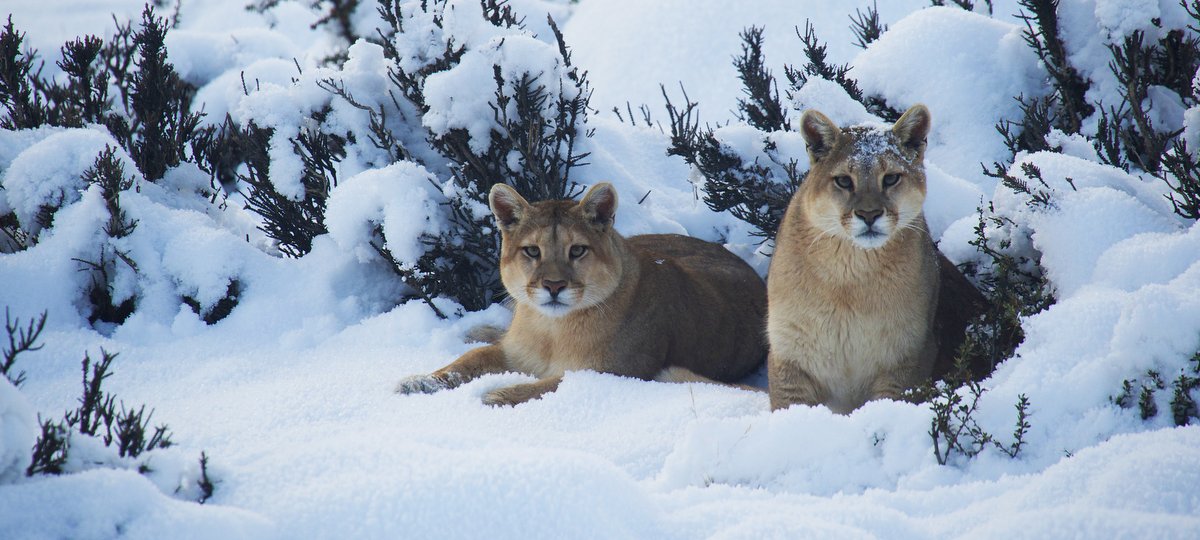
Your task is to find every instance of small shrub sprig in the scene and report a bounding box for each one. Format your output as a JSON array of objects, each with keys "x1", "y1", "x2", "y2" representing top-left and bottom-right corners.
[
  {"x1": 1170, "y1": 353, "x2": 1200, "y2": 425},
  {"x1": 125, "y1": 6, "x2": 202, "y2": 182},
  {"x1": 850, "y1": 1, "x2": 887, "y2": 50},
  {"x1": 918, "y1": 179, "x2": 1051, "y2": 465},
  {"x1": 247, "y1": 122, "x2": 346, "y2": 259},
  {"x1": 2, "y1": 308, "x2": 47, "y2": 387},
  {"x1": 196, "y1": 451, "x2": 215, "y2": 503},
  {"x1": 1116, "y1": 349, "x2": 1200, "y2": 426},
  {"x1": 662, "y1": 83, "x2": 799, "y2": 244},
  {"x1": 1161, "y1": 138, "x2": 1200, "y2": 219},
  {"x1": 74, "y1": 148, "x2": 140, "y2": 327},
  {"x1": 27, "y1": 418, "x2": 70, "y2": 476},
  {"x1": 6, "y1": 315, "x2": 214, "y2": 501},
  {"x1": 919, "y1": 356, "x2": 1032, "y2": 465},
  {"x1": 0, "y1": 16, "x2": 48, "y2": 130},
  {"x1": 26, "y1": 349, "x2": 181, "y2": 474},
  {"x1": 913, "y1": 161, "x2": 1054, "y2": 465},
  {"x1": 63, "y1": 350, "x2": 175, "y2": 459},
  {"x1": 1012, "y1": 0, "x2": 1093, "y2": 138},
  {"x1": 734, "y1": 26, "x2": 788, "y2": 132},
  {"x1": 956, "y1": 168, "x2": 1057, "y2": 376},
  {"x1": 785, "y1": 21, "x2": 900, "y2": 122}
]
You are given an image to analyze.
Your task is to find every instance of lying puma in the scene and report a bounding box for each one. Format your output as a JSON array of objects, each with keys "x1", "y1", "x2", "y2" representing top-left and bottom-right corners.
[
  {"x1": 396, "y1": 182, "x2": 767, "y2": 406},
  {"x1": 767, "y1": 104, "x2": 940, "y2": 413}
]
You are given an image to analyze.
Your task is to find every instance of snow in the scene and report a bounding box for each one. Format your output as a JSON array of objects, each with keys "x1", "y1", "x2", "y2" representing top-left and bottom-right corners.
[
  {"x1": 565, "y1": 0, "x2": 929, "y2": 125},
  {"x1": 853, "y1": 7, "x2": 1046, "y2": 185},
  {"x1": 325, "y1": 161, "x2": 446, "y2": 265},
  {"x1": 0, "y1": 378, "x2": 37, "y2": 483},
  {"x1": 421, "y1": 1, "x2": 576, "y2": 156},
  {"x1": 788, "y1": 77, "x2": 877, "y2": 126},
  {"x1": 0, "y1": 468, "x2": 273, "y2": 540},
  {"x1": 166, "y1": 28, "x2": 297, "y2": 87},
  {"x1": 1, "y1": 127, "x2": 137, "y2": 238},
  {"x1": 2, "y1": 1, "x2": 1200, "y2": 539}
]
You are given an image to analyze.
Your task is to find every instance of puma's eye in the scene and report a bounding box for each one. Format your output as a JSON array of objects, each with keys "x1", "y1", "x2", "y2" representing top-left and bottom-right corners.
[
  {"x1": 883, "y1": 174, "x2": 902, "y2": 187},
  {"x1": 569, "y1": 245, "x2": 589, "y2": 259},
  {"x1": 833, "y1": 175, "x2": 853, "y2": 191},
  {"x1": 522, "y1": 246, "x2": 541, "y2": 258}
]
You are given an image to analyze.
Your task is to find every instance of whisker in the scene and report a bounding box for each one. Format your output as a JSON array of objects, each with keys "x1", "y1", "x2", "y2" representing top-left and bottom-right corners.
[{"x1": 808, "y1": 219, "x2": 841, "y2": 250}]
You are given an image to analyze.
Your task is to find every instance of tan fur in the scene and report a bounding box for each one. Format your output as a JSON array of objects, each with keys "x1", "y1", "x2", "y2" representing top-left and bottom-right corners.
[
  {"x1": 396, "y1": 183, "x2": 767, "y2": 406},
  {"x1": 767, "y1": 104, "x2": 940, "y2": 413}
]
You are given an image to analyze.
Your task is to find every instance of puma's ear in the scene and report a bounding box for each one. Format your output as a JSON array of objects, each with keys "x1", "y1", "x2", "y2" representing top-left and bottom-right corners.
[
  {"x1": 892, "y1": 103, "x2": 931, "y2": 155},
  {"x1": 579, "y1": 182, "x2": 618, "y2": 228},
  {"x1": 489, "y1": 183, "x2": 530, "y2": 229},
  {"x1": 800, "y1": 109, "x2": 841, "y2": 164}
]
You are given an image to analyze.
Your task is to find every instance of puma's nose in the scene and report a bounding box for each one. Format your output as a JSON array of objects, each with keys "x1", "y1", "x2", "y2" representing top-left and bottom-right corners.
[
  {"x1": 855, "y1": 209, "x2": 883, "y2": 226},
  {"x1": 542, "y1": 280, "x2": 568, "y2": 298}
]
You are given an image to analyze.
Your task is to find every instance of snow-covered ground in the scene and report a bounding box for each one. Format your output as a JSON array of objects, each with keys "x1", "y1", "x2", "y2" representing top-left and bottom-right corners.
[{"x1": 2, "y1": 0, "x2": 1199, "y2": 538}]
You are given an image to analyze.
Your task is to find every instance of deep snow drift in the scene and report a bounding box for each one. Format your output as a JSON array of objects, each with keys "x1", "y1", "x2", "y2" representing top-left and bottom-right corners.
[{"x1": 1, "y1": 0, "x2": 1198, "y2": 539}]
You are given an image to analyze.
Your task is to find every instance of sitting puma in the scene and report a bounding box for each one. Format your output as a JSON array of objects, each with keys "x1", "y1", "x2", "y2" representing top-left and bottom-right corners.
[
  {"x1": 767, "y1": 104, "x2": 941, "y2": 413},
  {"x1": 396, "y1": 182, "x2": 767, "y2": 406}
]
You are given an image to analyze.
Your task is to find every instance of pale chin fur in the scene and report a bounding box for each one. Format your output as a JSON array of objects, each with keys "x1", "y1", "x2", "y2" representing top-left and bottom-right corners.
[
  {"x1": 851, "y1": 231, "x2": 890, "y2": 249},
  {"x1": 847, "y1": 216, "x2": 893, "y2": 250},
  {"x1": 527, "y1": 288, "x2": 580, "y2": 318}
]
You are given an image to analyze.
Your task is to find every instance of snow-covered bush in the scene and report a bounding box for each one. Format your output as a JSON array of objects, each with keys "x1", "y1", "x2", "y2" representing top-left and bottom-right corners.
[
  {"x1": 661, "y1": 23, "x2": 886, "y2": 243},
  {"x1": 0, "y1": 308, "x2": 213, "y2": 502},
  {"x1": 189, "y1": 0, "x2": 594, "y2": 313},
  {"x1": 23, "y1": 350, "x2": 216, "y2": 503},
  {"x1": 994, "y1": 0, "x2": 1200, "y2": 219},
  {"x1": 0, "y1": 6, "x2": 211, "y2": 254},
  {"x1": 317, "y1": 0, "x2": 593, "y2": 312},
  {"x1": 951, "y1": 0, "x2": 1200, "y2": 395},
  {"x1": 0, "y1": 1, "x2": 1199, "y2": 536},
  {"x1": 0, "y1": 6, "x2": 203, "y2": 183}
]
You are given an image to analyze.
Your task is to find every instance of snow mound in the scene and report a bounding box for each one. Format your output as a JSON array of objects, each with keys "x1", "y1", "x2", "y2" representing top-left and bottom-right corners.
[
  {"x1": 1, "y1": 128, "x2": 137, "y2": 238},
  {"x1": 0, "y1": 378, "x2": 37, "y2": 483},
  {"x1": 0, "y1": 468, "x2": 274, "y2": 540},
  {"x1": 853, "y1": 7, "x2": 1045, "y2": 185}
]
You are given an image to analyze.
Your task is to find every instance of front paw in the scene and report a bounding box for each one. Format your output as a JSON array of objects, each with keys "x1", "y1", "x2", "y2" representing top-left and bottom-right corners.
[{"x1": 395, "y1": 373, "x2": 457, "y2": 395}]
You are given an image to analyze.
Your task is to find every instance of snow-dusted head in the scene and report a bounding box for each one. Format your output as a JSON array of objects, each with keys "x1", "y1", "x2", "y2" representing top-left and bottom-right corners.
[
  {"x1": 798, "y1": 104, "x2": 931, "y2": 250},
  {"x1": 490, "y1": 183, "x2": 624, "y2": 318}
]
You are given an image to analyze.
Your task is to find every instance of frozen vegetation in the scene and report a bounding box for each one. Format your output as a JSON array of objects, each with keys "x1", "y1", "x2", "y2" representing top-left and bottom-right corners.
[{"x1": 1, "y1": 0, "x2": 1198, "y2": 538}]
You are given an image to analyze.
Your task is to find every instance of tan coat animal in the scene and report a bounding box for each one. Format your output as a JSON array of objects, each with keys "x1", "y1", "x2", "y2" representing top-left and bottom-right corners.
[
  {"x1": 767, "y1": 104, "x2": 940, "y2": 413},
  {"x1": 396, "y1": 182, "x2": 767, "y2": 406}
]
